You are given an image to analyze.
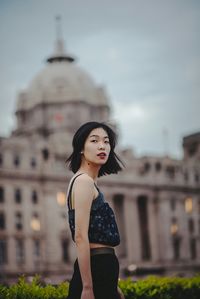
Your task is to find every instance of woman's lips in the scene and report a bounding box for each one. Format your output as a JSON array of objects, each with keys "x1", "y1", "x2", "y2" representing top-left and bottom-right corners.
[{"x1": 97, "y1": 153, "x2": 107, "y2": 159}]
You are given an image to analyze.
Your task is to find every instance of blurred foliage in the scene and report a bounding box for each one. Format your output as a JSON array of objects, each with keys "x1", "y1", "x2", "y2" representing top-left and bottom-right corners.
[
  {"x1": 118, "y1": 275, "x2": 200, "y2": 299},
  {"x1": 0, "y1": 275, "x2": 200, "y2": 298},
  {"x1": 0, "y1": 275, "x2": 68, "y2": 299}
]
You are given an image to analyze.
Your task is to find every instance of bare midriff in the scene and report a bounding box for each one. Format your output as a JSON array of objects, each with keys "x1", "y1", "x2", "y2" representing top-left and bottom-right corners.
[{"x1": 89, "y1": 243, "x2": 114, "y2": 249}]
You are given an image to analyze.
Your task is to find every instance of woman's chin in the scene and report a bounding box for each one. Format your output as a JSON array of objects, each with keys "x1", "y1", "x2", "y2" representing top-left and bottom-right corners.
[{"x1": 93, "y1": 159, "x2": 107, "y2": 166}]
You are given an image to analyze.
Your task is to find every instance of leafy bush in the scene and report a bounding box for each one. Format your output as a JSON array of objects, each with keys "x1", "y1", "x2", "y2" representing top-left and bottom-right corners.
[
  {"x1": 118, "y1": 275, "x2": 200, "y2": 299},
  {"x1": 0, "y1": 275, "x2": 68, "y2": 299},
  {"x1": 0, "y1": 275, "x2": 200, "y2": 299}
]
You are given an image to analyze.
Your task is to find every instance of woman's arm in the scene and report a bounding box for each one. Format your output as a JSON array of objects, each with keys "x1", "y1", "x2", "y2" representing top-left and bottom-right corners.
[{"x1": 73, "y1": 174, "x2": 95, "y2": 293}]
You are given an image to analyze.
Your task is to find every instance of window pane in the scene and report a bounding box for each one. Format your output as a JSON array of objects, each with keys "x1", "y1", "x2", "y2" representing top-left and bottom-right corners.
[
  {"x1": 16, "y1": 239, "x2": 25, "y2": 264},
  {"x1": 33, "y1": 240, "x2": 40, "y2": 258},
  {"x1": 30, "y1": 213, "x2": 40, "y2": 231},
  {"x1": 15, "y1": 212, "x2": 23, "y2": 230},
  {"x1": 0, "y1": 153, "x2": 3, "y2": 167},
  {"x1": 62, "y1": 239, "x2": 69, "y2": 263},
  {"x1": 0, "y1": 187, "x2": 4, "y2": 203},
  {"x1": 13, "y1": 155, "x2": 20, "y2": 167},
  {"x1": 31, "y1": 157, "x2": 37, "y2": 168},
  {"x1": 185, "y1": 197, "x2": 193, "y2": 213},
  {"x1": 15, "y1": 189, "x2": 22, "y2": 204},
  {"x1": 32, "y1": 191, "x2": 38, "y2": 204},
  {"x1": 0, "y1": 213, "x2": 5, "y2": 230},
  {"x1": 190, "y1": 238, "x2": 197, "y2": 260},
  {"x1": 0, "y1": 239, "x2": 7, "y2": 265},
  {"x1": 172, "y1": 236, "x2": 181, "y2": 260},
  {"x1": 188, "y1": 218, "x2": 194, "y2": 234}
]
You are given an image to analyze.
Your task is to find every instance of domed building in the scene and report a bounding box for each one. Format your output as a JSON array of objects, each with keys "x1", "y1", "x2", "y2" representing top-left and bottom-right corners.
[
  {"x1": 14, "y1": 34, "x2": 111, "y2": 155},
  {"x1": 0, "y1": 27, "x2": 200, "y2": 283}
]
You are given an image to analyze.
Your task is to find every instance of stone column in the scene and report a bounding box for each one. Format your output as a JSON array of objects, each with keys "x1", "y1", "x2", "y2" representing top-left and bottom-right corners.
[
  {"x1": 8, "y1": 237, "x2": 16, "y2": 272},
  {"x1": 148, "y1": 194, "x2": 161, "y2": 262},
  {"x1": 43, "y1": 189, "x2": 61, "y2": 272},
  {"x1": 158, "y1": 193, "x2": 173, "y2": 261},
  {"x1": 124, "y1": 194, "x2": 140, "y2": 263},
  {"x1": 26, "y1": 237, "x2": 33, "y2": 271},
  {"x1": 178, "y1": 196, "x2": 190, "y2": 260}
]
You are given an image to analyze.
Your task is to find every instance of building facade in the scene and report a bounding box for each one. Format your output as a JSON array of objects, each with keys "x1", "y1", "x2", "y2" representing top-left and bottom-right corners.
[{"x1": 0, "y1": 34, "x2": 200, "y2": 283}]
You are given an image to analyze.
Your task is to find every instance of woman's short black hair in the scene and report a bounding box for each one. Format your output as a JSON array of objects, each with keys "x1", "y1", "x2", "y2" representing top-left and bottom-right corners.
[{"x1": 66, "y1": 121, "x2": 124, "y2": 177}]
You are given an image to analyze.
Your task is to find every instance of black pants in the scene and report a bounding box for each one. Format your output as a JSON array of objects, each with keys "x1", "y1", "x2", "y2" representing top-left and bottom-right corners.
[{"x1": 67, "y1": 253, "x2": 120, "y2": 299}]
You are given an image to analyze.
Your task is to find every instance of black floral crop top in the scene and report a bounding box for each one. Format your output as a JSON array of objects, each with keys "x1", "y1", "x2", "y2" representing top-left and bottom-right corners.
[{"x1": 67, "y1": 174, "x2": 120, "y2": 247}]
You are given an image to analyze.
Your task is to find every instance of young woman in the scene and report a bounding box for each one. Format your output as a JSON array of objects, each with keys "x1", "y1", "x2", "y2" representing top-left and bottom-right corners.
[{"x1": 66, "y1": 121, "x2": 124, "y2": 299}]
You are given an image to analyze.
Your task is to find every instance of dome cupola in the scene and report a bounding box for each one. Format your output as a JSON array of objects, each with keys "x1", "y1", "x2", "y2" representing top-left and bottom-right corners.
[{"x1": 14, "y1": 16, "x2": 111, "y2": 139}]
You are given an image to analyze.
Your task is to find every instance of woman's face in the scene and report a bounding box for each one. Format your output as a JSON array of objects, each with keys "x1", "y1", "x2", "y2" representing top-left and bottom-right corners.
[{"x1": 82, "y1": 127, "x2": 111, "y2": 166}]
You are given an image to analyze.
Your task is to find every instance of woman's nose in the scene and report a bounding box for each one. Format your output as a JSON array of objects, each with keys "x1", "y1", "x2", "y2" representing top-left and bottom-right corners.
[{"x1": 98, "y1": 143, "x2": 105, "y2": 149}]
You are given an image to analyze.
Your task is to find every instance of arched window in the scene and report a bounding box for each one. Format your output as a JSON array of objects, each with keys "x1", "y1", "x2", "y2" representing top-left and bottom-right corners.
[
  {"x1": 155, "y1": 161, "x2": 162, "y2": 172},
  {"x1": 30, "y1": 157, "x2": 37, "y2": 168},
  {"x1": 0, "y1": 153, "x2": 3, "y2": 167},
  {"x1": 166, "y1": 165, "x2": 175, "y2": 179},
  {"x1": 15, "y1": 212, "x2": 23, "y2": 230},
  {"x1": 13, "y1": 154, "x2": 20, "y2": 167},
  {"x1": 33, "y1": 239, "x2": 40, "y2": 258},
  {"x1": 170, "y1": 217, "x2": 178, "y2": 235},
  {"x1": 57, "y1": 192, "x2": 66, "y2": 206},
  {"x1": 170, "y1": 217, "x2": 181, "y2": 260},
  {"x1": 194, "y1": 172, "x2": 199, "y2": 183},
  {"x1": 15, "y1": 189, "x2": 22, "y2": 204},
  {"x1": 188, "y1": 218, "x2": 195, "y2": 234},
  {"x1": 184, "y1": 171, "x2": 189, "y2": 182},
  {"x1": 0, "y1": 187, "x2": 4, "y2": 203},
  {"x1": 0, "y1": 212, "x2": 6, "y2": 230},
  {"x1": 41, "y1": 148, "x2": 49, "y2": 161},
  {"x1": 61, "y1": 239, "x2": 69, "y2": 263},
  {"x1": 172, "y1": 236, "x2": 181, "y2": 260},
  {"x1": 190, "y1": 238, "x2": 197, "y2": 260},
  {"x1": 0, "y1": 239, "x2": 7, "y2": 265},
  {"x1": 30, "y1": 213, "x2": 41, "y2": 231},
  {"x1": 144, "y1": 162, "x2": 151, "y2": 172},
  {"x1": 16, "y1": 239, "x2": 25, "y2": 264},
  {"x1": 32, "y1": 190, "x2": 38, "y2": 204},
  {"x1": 185, "y1": 197, "x2": 193, "y2": 213}
]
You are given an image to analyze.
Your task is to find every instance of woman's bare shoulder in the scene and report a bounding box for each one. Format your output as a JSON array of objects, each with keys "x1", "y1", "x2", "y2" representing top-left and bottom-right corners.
[
  {"x1": 67, "y1": 173, "x2": 93, "y2": 197},
  {"x1": 73, "y1": 173, "x2": 94, "y2": 187},
  {"x1": 73, "y1": 174, "x2": 95, "y2": 204}
]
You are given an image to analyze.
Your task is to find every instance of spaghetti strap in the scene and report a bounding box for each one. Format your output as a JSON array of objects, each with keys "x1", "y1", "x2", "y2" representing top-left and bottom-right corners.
[
  {"x1": 67, "y1": 173, "x2": 84, "y2": 210},
  {"x1": 94, "y1": 182, "x2": 100, "y2": 192}
]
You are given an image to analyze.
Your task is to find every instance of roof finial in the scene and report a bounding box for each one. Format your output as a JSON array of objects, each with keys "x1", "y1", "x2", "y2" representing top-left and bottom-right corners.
[
  {"x1": 55, "y1": 15, "x2": 62, "y2": 41},
  {"x1": 54, "y1": 15, "x2": 65, "y2": 55},
  {"x1": 46, "y1": 15, "x2": 75, "y2": 63}
]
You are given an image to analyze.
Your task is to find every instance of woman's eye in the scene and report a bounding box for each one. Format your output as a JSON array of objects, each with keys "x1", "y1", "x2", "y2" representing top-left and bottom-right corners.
[
  {"x1": 91, "y1": 140, "x2": 97, "y2": 143},
  {"x1": 105, "y1": 140, "x2": 110, "y2": 144}
]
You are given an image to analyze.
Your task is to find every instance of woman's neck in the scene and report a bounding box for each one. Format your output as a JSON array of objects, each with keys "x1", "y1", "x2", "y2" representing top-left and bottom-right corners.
[{"x1": 78, "y1": 163, "x2": 100, "y2": 182}]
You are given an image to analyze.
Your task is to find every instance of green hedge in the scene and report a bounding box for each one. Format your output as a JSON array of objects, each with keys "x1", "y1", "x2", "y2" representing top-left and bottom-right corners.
[
  {"x1": 118, "y1": 276, "x2": 200, "y2": 299},
  {"x1": 0, "y1": 276, "x2": 68, "y2": 299},
  {"x1": 0, "y1": 275, "x2": 200, "y2": 299}
]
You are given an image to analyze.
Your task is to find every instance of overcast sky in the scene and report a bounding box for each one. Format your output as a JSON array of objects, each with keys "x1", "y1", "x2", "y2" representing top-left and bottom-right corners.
[{"x1": 0, "y1": 0, "x2": 199, "y2": 159}]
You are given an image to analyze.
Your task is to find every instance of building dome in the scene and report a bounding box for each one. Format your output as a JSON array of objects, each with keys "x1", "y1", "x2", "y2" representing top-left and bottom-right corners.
[
  {"x1": 27, "y1": 61, "x2": 105, "y2": 107},
  {"x1": 17, "y1": 38, "x2": 109, "y2": 112},
  {"x1": 14, "y1": 25, "x2": 111, "y2": 140}
]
